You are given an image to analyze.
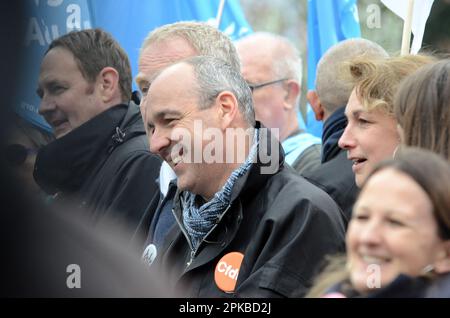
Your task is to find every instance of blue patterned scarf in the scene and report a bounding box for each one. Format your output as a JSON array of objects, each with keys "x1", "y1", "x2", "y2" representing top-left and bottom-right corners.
[{"x1": 182, "y1": 128, "x2": 259, "y2": 252}]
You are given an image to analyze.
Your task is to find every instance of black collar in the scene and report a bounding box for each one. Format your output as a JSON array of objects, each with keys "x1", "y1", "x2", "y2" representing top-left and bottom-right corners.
[
  {"x1": 230, "y1": 121, "x2": 285, "y2": 203},
  {"x1": 34, "y1": 104, "x2": 134, "y2": 194},
  {"x1": 172, "y1": 121, "x2": 285, "y2": 209}
]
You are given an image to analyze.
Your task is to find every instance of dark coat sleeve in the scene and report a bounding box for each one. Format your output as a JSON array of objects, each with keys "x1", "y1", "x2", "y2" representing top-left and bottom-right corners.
[{"x1": 99, "y1": 149, "x2": 162, "y2": 234}]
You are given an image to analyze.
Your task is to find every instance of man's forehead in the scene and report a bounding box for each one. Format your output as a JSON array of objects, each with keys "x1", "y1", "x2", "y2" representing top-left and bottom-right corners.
[
  {"x1": 39, "y1": 48, "x2": 80, "y2": 81},
  {"x1": 150, "y1": 62, "x2": 192, "y2": 90},
  {"x1": 139, "y1": 38, "x2": 197, "y2": 71},
  {"x1": 137, "y1": 55, "x2": 195, "y2": 95},
  {"x1": 145, "y1": 64, "x2": 197, "y2": 119},
  {"x1": 135, "y1": 69, "x2": 162, "y2": 88},
  {"x1": 39, "y1": 66, "x2": 70, "y2": 88},
  {"x1": 41, "y1": 47, "x2": 76, "y2": 69}
]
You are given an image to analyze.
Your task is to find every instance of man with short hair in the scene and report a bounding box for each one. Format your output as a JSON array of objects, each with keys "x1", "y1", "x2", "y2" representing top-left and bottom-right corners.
[
  {"x1": 236, "y1": 32, "x2": 321, "y2": 174},
  {"x1": 34, "y1": 29, "x2": 161, "y2": 233},
  {"x1": 144, "y1": 55, "x2": 345, "y2": 297},
  {"x1": 135, "y1": 21, "x2": 241, "y2": 98},
  {"x1": 135, "y1": 22, "x2": 242, "y2": 251},
  {"x1": 304, "y1": 38, "x2": 388, "y2": 223}
]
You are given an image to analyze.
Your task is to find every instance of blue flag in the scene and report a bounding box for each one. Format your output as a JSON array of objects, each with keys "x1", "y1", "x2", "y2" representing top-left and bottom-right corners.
[
  {"x1": 20, "y1": 0, "x2": 252, "y2": 132},
  {"x1": 307, "y1": 0, "x2": 361, "y2": 137},
  {"x1": 88, "y1": 0, "x2": 252, "y2": 91}
]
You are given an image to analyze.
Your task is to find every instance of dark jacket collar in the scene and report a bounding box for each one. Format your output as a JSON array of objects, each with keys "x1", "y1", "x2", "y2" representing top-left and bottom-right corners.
[
  {"x1": 34, "y1": 102, "x2": 142, "y2": 194},
  {"x1": 230, "y1": 121, "x2": 285, "y2": 203},
  {"x1": 327, "y1": 274, "x2": 430, "y2": 298},
  {"x1": 172, "y1": 121, "x2": 285, "y2": 218},
  {"x1": 367, "y1": 274, "x2": 429, "y2": 298},
  {"x1": 321, "y1": 106, "x2": 347, "y2": 163},
  {"x1": 169, "y1": 122, "x2": 285, "y2": 275}
]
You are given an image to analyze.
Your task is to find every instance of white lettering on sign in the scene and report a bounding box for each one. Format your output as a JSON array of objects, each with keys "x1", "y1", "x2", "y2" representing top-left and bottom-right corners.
[
  {"x1": 25, "y1": 2, "x2": 91, "y2": 47},
  {"x1": 217, "y1": 261, "x2": 239, "y2": 280}
]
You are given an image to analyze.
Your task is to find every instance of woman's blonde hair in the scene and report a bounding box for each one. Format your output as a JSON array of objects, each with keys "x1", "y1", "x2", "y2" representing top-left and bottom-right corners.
[
  {"x1": 345, "y1": 54, "x2": 436, "y2": 115},
  {"x1": 305, "y1": 255, "x2": 349, "y2": 298}
]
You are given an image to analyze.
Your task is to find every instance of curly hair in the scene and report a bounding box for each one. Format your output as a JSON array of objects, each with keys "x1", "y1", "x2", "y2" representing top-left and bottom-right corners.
[{"x1": 346, "y1": 54, "x2": 436, "y2": 115}]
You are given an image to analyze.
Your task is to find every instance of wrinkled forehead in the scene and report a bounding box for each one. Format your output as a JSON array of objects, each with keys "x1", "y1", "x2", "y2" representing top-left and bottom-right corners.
[{"x1": 138, "y1": 37, "x2": 197, "y2": 78}]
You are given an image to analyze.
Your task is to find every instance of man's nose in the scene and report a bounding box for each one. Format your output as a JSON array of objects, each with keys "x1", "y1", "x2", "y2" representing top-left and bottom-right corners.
[
  {"x1": 38, "y1": 95, "x2": 56, "y2": 116},
  {"x1": 149, "y1": 128, "x2": 171, "y2": 155}
]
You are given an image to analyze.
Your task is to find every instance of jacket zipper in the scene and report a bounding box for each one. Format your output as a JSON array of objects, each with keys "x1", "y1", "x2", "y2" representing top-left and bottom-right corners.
[
  {"x1": 172, "y1": 208, "x2": 195, "y2": 263},
  {"x1": 181, "y1": 204, "x2": 232, "y2": 269}
]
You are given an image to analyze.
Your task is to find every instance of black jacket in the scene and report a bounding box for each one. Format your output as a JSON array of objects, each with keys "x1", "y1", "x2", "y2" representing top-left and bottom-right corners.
[
  {"x1": 34, "y1": 103, "x2": 162, "y2": 235},
  {"x1": 155, "y1": 126, "x2": 346, "y2": 297},
  {"x1": 302, "y1": 107, "x2": 358, "y2": 224}
]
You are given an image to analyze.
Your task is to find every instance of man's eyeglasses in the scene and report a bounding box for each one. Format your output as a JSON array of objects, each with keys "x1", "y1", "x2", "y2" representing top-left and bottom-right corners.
[{"x1": 247, "y1": 78, "x2": 289, "y2": 93}]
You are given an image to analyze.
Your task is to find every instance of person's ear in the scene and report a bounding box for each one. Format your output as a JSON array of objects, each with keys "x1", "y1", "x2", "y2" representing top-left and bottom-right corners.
[
  {"x1": 216, "y1": 91, "x2": 239, "y2": 130},
  {"x1": 434, "y1": 241, "x2": 450, "y2": 274},
  {"x1": 97, "y1": 67, "x2": 120, "y2": 103},
  {"x1": 307, "y1": 90, "x2": 325, "y2": 121},
  {"x1": 283, "y1": 80, "x2": 300, "y2": 111}
]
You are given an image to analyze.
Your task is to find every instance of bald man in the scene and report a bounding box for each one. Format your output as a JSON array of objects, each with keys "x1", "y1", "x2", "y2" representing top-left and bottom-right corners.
[
  {"x1": 236, "y1": 32, "x2": 321, "y2": 175},
  {"x1": 304, "y1": 38, "x2": 388, "y2": 223}
]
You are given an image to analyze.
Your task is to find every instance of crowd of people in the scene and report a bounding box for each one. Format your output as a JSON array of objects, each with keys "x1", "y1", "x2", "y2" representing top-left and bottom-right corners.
[{"x1": 4, "y1": 19, "x2": 450, "y2": 298}]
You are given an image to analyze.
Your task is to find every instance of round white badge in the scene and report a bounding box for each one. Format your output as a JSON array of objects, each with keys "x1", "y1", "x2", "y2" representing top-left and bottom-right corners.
[{"x1": 142, "y1": 243, "x2": 157, "y2": 266}]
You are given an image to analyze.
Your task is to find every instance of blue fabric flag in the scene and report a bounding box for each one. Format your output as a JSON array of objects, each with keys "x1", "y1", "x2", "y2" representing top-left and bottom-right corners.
[
  {"x1": 88, "y1": 0, "x2": 252, "y2": 92},
  {"x1": 20, "y1": 0, "x2": 252, "y2": 132},
  {"x1": 307, "y1": 0, "x2": 361, "y2": 137}
]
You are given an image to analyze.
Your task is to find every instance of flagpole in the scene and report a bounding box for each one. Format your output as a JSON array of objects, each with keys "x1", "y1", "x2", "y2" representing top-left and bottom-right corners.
[
  {"x1": 216, "y1": 0, "x2": 226, "y2": 28},
  {"x1": 400, "y1": 0, "x2": 415, "y2": 55}
]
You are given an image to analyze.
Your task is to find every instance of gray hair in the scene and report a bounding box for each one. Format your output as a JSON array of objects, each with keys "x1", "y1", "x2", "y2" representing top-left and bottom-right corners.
[
  {"x1": 141, "y1": 21, "x2": 241, "y2": 72},
  {"x1": 183, "y1": 56, "x2": 255, "y2": 126},
  {"x1": 236, "y1": 32, "x2": 302, "y2": 101},
  {"x1": 316, "y1": 38, "x2": 388, "y2": 113}
]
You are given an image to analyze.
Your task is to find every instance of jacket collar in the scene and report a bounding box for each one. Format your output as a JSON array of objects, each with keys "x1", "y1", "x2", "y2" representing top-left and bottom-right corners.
[
  {"x1": 34, "y1": 102, "x2": 142, "y2": 194},
  {"x1": 321, "y1": 106, "x2": 347, "y2": 163},
  {"x1": 230, "y1": 121, "x2": 285, "y2": 203},
  {"x1": 170, "y1": 122, "x2": 285, "y2": 273},
  {"x1": 172, "y1": 121, "x2": 284, "y2": 219}
]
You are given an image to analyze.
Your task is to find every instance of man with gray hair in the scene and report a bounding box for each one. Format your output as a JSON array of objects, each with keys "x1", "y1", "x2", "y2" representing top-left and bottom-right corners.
[
  {"x1": 143, "y1": 55, "x2": 345, "y2": 297},
  {"x1": 135, "y1": 21, "x2": 240, "y2": 98},
  {"x1": 304, "y1": 38, "x2": 388, "y2": 223},
  {"x1": 236, "y1": 32, "x2": 321, "y2": 175},
  {"x1": 135, "y1": 21, "x2": 242, "y2": 253}
]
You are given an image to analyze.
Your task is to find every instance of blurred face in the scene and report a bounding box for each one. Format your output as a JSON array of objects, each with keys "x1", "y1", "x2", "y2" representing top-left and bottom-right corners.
[
  {"x1": 338, "y1": 90, "x2": 399, "y2": 187},
  {"x1": 347, "y1": 168, "x2": 444, "y2": 294},
  {"x1": 37, "y1": 47, "x2": 104, "y2": 138},
  {"x1": 6, "y1": 132, "x2": 41, "y2": 194},
  {"x1": 144, "y1": 63, "x2": 225, "y2": 200},
  {"x1": 237, "y1": 47, "x2": 287, "y2": 140}
]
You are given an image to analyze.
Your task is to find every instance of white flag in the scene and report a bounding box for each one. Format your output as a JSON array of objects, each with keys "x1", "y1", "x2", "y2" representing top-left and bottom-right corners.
[{"x1": 381, "y1": 0, "x2": 434, "y2": 54}]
